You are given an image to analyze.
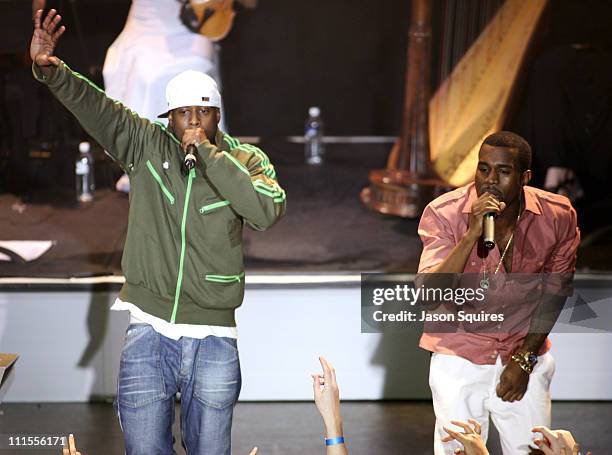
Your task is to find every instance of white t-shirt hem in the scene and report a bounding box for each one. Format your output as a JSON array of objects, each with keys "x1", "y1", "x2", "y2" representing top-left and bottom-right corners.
[{"x1": 111, "y1": 298, "x2": 238, "y2": 341}]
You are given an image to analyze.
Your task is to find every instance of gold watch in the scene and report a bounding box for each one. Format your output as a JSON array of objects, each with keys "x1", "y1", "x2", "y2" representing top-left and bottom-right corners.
[{"x1": 511, "y1": 350, "x2": 538, "y2": 374}]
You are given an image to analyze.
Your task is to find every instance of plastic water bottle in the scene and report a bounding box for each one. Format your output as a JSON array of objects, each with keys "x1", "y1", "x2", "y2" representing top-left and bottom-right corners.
[
  {"x1": 305, "y1": 106, "x2": 324, "y2": 165},
  {"x1": 76, "y1": 141, "x2": 94, "y2": 203}
]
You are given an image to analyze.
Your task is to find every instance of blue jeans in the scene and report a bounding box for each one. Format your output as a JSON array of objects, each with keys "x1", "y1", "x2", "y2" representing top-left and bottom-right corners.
[{"x1": 116, "y1": 324, "x2": 241, "y2": 455}]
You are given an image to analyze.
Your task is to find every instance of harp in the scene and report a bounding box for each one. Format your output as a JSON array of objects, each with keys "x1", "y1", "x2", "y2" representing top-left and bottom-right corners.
[{"x1": 361, "y1": 0, "x2": 548, "y2": 217}]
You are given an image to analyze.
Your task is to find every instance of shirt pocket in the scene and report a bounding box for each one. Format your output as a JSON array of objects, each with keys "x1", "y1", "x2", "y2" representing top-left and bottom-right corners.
[
  {"x1": 198, "y1": 198, "x2": 242, "y2": 248},
  {"x1": 199, "y1": 199, "x2": 231, "y2": 214},
  {"x1": 198, "y1": 272, "x2": 246, "y2": 310},
  {"x1": 204, "y1": 272, "x2": 245, "y2": 284},
  {"x1": 522, "y1": 245, "x2": 556, "y2": 272}
]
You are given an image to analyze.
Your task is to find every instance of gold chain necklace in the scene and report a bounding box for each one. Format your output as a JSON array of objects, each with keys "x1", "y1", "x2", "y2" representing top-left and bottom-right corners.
[{"x1": 480, "y1": 207, "x2": 521, "y2": 290}]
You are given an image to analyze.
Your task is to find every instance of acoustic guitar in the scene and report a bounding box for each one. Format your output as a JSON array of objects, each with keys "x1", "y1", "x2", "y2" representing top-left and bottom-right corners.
[{"x1": 185, "y1": 0, "x2": 236, "y2": 42}]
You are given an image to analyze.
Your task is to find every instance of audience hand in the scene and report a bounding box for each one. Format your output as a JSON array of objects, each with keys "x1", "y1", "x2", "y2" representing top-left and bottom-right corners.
[
  {"x1": 62, "y1": 434, "x2": 82, "y2": 455},
  {"x1": 442, "y1": 419, "x2": 489, "y2": 455},
  {"x1": 532, "y1": 426, "x2": 589, "y2": 455},
  {"x1": 248, "y1": 448, "x2": 258, "y2": 455},
  {"x1": 312, "y1": 356, "x2": 342, "y2": 438}
]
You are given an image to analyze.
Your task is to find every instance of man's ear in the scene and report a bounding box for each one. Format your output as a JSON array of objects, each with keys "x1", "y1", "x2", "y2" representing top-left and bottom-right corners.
[
  {"x1": 215, "y1": 108, "x2": 221, "y2": 125},
  {"x1": 522, "y1": 170, "x2": 532, "y2": 186},
  {"x1": 167, "y1": 111, "x2": 174, "y2": 128}
]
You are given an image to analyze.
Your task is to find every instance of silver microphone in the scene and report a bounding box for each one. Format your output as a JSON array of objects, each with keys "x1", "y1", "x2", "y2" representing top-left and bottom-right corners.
[
  {"x1": 483, "y1": 190, "x2": 503, "y2": 250},
  {"x1": 184, "y1": 144, "x2": 197, "y2": 170},
  {"x1": 483, "y1": 213, "x2": 495, "y2": 250}
]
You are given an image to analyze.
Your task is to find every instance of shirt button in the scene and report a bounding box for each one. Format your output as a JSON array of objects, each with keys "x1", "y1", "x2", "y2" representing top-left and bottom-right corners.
[
  {"x1": 497, "y1": 324, "x2": 502, "y2": 329},
  {"x1": 471, "y1": 261, "x2": 475, "y2": 266},
  {"x1": 491, "y1": 354, "x2": 497, "y2": 359}
]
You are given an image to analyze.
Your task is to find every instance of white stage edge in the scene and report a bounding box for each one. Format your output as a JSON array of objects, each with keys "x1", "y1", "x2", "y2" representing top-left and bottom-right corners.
[{"x1": 0, "y1": 274, "x2": 610, "y2": 402}]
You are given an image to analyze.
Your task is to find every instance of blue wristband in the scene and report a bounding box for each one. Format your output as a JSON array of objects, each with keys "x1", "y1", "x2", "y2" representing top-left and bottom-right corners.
[{"x1": 325, "y1": 436, "x2": 345, "y2": 446}]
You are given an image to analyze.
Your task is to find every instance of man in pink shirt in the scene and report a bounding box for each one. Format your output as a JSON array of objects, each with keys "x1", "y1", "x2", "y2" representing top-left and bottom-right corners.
[{"x1": 417, "y1": 131, "x2": 580, "y2": 454}]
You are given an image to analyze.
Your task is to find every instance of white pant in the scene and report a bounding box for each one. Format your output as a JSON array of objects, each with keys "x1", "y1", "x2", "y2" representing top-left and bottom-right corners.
[{"x1": 429, "y1": 352, "x2": 555, "y2": 455}]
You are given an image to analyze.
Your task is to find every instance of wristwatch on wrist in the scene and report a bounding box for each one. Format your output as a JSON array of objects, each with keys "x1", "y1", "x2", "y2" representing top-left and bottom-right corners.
[{"x1": 511, "y1": 350, "x2": 538, "y2": 374}]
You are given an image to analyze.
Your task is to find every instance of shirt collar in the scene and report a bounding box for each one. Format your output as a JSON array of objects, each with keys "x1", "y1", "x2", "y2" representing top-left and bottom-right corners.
[{"x1": 461, "y1": 182, "x2": 542, "y2": 215}]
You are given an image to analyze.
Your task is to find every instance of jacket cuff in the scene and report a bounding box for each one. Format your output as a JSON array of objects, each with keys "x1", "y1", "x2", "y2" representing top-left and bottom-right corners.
[{"x1": 32, "y1": 61, "x2": 64, "y2": 85}]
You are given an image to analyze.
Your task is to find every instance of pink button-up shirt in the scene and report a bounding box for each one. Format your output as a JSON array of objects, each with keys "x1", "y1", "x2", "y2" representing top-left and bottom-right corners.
[{"x1": 417, "y1": 183, "x2": 580, "y2": 365}]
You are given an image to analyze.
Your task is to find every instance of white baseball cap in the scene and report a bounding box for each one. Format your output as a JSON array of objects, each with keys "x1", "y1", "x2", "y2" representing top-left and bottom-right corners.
[{"x1": 157, "y1": 70, "x2": 222, "y2": 118}]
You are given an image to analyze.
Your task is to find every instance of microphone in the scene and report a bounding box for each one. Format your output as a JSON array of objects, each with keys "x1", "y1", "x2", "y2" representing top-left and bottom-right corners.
[
  {"x1": 483, "y1": 213, "x2": 495, "y2": 250},
  {"x1": 184, "y1": 144, "x2": 197, "y2": 171},
  {"x1": 483, "y1": 190, "x2": 503, "y2": 250}
]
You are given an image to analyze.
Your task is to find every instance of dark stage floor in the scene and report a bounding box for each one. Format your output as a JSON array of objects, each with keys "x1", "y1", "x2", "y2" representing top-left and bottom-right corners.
[
  {"x1": 1, "y1": 142, "x2": 611, "y2": 278},
  {"x1": 0, "y1": 401, "x2": 610, "y2": 455}
]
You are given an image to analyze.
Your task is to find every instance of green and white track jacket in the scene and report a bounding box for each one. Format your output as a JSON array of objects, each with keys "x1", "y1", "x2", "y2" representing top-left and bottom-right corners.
[{"x1": 33, "y1": 62, "x2": 286, "y2": 326}]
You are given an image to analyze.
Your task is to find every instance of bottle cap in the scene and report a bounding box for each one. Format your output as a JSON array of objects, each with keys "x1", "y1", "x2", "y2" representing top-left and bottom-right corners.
[
  {"x1": 308, "y1": 106, "x2": 320, "y2": 117},
  {"x1": 79, "y1": 142, "x2": 91, "y2": 153}
]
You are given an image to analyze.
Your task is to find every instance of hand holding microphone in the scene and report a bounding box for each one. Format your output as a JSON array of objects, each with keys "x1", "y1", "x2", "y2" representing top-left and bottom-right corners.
[{"x1": 467, "y1": 193, "x2": 506, "y2": 248}]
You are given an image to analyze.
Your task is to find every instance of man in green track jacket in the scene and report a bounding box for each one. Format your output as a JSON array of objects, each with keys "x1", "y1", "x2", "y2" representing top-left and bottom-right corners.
[{"x1": 31, "y1": 9, "x2": 285, "y2": 455}]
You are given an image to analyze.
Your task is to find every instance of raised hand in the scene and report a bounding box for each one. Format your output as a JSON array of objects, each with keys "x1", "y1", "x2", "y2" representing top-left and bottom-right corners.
[
  {"x1": 62, "y1": 434, "x2": 82, "y2": 455},
  {"x1": 442, "y1": 419, "x2": 489, "y2": 455},
  {"x1": 532, "y1": 426, "x2": 583, "y2": 455},
  {"x1": 312, "y1": 356, "x2": 342, "y2": 437},
  {"x1": 30, "y1": 9, "x2": 65, "y2": 67}
]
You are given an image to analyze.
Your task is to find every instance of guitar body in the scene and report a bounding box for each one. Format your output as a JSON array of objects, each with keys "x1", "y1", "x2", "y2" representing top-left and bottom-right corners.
[{"x1": 190, "y1": 0, "x2": 236, "y2": 42}]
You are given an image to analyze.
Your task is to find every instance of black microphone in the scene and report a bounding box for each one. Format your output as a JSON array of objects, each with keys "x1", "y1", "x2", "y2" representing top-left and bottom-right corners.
[
  {"x1": 184, "y1": 144, "x2": 197, "y2": 171},
  {"x1": 483, "y1": 213, "x2": 495, "y2": 250}
]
